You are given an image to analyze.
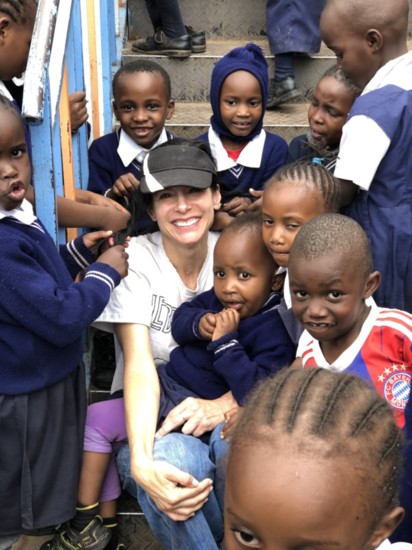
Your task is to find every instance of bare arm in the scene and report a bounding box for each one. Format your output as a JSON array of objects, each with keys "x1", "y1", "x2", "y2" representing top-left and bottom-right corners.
[{"x1": 116, "y1": 323, "x2": 212, "y2": 520}]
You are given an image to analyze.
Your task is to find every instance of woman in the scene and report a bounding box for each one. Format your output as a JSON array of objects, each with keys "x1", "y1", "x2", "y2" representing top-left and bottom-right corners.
[{"x1": 96, "y1": 140, "x2": 233, "y2": 549}]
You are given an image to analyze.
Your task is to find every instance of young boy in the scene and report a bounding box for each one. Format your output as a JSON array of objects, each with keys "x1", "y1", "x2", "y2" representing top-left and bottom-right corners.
[
  {"x1": 288, "y1": 213, "x2": 412, "y2": 430},
  {"x1": 0, "y1": 95, "x2": 128, "y2": 547},
  {"x1": 320, "y1": 0, "x2": 412, "y2": 312},
  {"x1": 87, "y1": 60, "x2": 175, "y2": 203}
]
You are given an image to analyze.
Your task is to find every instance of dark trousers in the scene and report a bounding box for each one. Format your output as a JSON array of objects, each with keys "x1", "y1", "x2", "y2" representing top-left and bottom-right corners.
[{"x1": 144, "y1": 0, "x2": 186, "y2": 37}]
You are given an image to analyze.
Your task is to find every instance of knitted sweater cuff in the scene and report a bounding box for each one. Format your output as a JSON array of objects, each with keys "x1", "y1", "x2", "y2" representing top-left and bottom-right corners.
[
  {"x1": 84, "y1": 261, "x2": 121, "y2": 292},
  {"x1": 65, "y1": 235, "x2": 96, "y2": 269}
]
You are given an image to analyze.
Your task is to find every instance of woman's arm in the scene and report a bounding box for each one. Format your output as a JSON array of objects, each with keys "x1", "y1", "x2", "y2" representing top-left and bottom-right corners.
[{"x1": 116, "y1": 323, "x2": 212, "y2": 520}]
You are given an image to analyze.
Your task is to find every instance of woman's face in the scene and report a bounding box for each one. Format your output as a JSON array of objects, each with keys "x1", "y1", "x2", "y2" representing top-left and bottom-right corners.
[{"x1": 148, "y1": 185, "x2": 221, "y2": 247}]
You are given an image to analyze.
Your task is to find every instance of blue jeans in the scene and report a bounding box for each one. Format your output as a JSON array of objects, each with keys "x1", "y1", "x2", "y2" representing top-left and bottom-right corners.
[{"x1": 117, "y1": 425, "x2": 229, "y2": 550}]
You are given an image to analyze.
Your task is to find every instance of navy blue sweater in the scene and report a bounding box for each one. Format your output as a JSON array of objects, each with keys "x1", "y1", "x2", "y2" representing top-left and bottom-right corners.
[
  {"x1": 87, "y1": 129, "x2": 174, "y2": 195},
  {"x1": 162, "y1": 288, "x2": 296, "y2": 405},
  {"x1": 197, "y1": 131, "x2": 288, "y2": 198},
  {"x1": 0, "y1": 218, "x2": 121, "y2": 395}
]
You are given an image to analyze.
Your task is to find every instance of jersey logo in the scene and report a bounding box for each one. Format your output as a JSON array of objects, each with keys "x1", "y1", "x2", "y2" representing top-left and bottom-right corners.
[{"x1": 383, "y1": 370, "x2": 411, "y2": 410}]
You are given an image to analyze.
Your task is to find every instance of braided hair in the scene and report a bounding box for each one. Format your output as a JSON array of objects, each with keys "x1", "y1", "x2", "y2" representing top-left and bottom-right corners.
[
  {"x1": 265, "y1": 160, "x2": 341, "y2": 213},
  {"x1": 0, "y1": 0, "x2": 37, "y2": 23},
  {"x1": 230, "y1": 368, "x2": 403, "y2": 522}
]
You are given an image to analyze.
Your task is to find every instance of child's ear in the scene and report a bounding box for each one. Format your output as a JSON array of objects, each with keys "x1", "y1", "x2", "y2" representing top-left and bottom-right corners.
[
  {"x1": 365, "y1": 28, "x2": 383, "y2": 53},
  {"x1": 0, "y1": 16, "x2": 11, "y2": 42},
  {"x1": 166, "y1": 99, "x2": 175, "y2": 120},
  {"x1": 363, "y1": 270, "x2": 381, "y2": 299},
  {"x1": 367, "y1": 506, "x2": 404, "y2": 549}
]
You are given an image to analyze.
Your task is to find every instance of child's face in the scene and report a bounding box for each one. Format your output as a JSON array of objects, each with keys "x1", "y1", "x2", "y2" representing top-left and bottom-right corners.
[
  {"x1": 288, "y1": 252, "x2": 378, "y2": 351},
  {"x1": 308, "y1": 76, "x2": 354, "y2": 148},
  {"x1": 320, "y1": 9, "x2": 380, "y2": 90},
  {"x1": 113, "y1": 71, "x2": 174, "y2": 149},
  {"x1": 219, "y1": 70, "x2": 263, "y2": 140},
  {"x1": 213, "y1": 231, "x2": 275, "y2": 319},
  {"x1": 0, "y1": 9, "x2": 36, "y2": 80},
  {"x1": 262, "y1": 182, "x2": 326, "y2": 268},
  {"x1": 0, "y1": 109, "x2": 30, "y2": 210},
  {"x1": 225, "y1": 443, "x2": 388, "y2": 550}
]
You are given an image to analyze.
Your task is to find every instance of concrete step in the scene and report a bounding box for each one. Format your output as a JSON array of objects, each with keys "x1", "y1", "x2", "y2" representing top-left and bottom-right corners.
[
  {"x1": 123, "y1": 39, "x2": 335, "y2": 103},
  {"x1": 128, "y1": 0, "x2": 267, "y2": 41},
  {"x1": 128, "y1": 0, "x2": 412, "y2": 41}
]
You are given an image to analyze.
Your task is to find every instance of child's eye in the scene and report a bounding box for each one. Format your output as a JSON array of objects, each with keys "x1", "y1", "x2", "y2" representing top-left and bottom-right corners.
[
  {"x1": 214, "y1": 270, "x2": 225, "y2": 279},
  {"x1": 232, "y1": 528, "x2": 261, "y2": 547},
  {"x1": 147, "y1": 102, "x2": 160, "y2": 111},
  {"x1": 11, "y1": 147, "x2": 25, "y2": 158},
  {"x1": 250, "y1": 99, "x2": 261, "y2": 107},
  {"x1": 120, "y1": 103, "x2": 134, "y2": 112},
  {"x1": 239, "y1": 272, "x2": 250, "y2": 280},
  {"x1": 262, "y1": 218, "x2": 273, "y2": 226},
  {"x1": 328, "y1": 290, "x2": 343, "y2": 300},
  {"x1": 294, "y1": 290, "x2": 308, "y2": 299},
  {"x1": 224, "y1": 98, "x2": 237, "y2": 107},
  {"x1": 286, "y1": 223, "x2": 299, "y2": 230}
]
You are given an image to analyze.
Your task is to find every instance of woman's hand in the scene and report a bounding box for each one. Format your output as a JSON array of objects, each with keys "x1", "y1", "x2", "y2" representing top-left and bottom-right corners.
[
  {"x1": 156, "y1": 393, "x2": 236, "y2": 438},
  {"x1": 132, "y1": 459, "x2": 213, "y2": 521}
]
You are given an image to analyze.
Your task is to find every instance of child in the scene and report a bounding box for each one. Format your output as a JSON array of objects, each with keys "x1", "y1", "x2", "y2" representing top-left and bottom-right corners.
[
  {"x1": 261, "y1": 160, "x2": 340, "y2": 343},
  {"x1": 288, "y1": 213, "x2": 412, "y2": 429},
  {"x1": 41, "y1": 213, "x2": 296, "y2": 550},
  {"x1": 0, "y1": 95, "x2": 128, "y2": 548},
  {"x1": 87, "y1": 59, "x2": 175, "y2": 203},
  {"x1": 320, "y1": 0, "x2": 412, "y2": 312},
  {"x1": 197, "y1": 43, "x2": 288, "y2": 226},
  {"x1": 288, "y1": 64, "x2": 360, "y2": 171},
  {"x1": 0, "y1": 0, "x2": 129, "y2": 233},
  {"x1": 225, "y1": 367, "x2": 412, "y2": 549}
]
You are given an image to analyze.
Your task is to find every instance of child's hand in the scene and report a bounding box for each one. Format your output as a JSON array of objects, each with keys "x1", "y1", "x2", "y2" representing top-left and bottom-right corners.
[
  {"x1": 246, "y1": 188, "x2": 263, "y2": 213},
  {"x1": 221, "y1": 405, "x2": 242, "y2": 441},
  {"x1": 212, "y1": 308, "x2": 239, "y2": 341},
  {"x1": 198, "y1": 312, "x2": 217, "y2": 340},
  {"x1": 222, "y1": 196, "x2": 252, "y2": 216},
  {"x1": 108, "y1": 173, "x2": 140, "y2": 199},
  {"x1": 82, "y1": 229, "x2": 115, "y2": 253},
  {"x1": 211, "y1": 210, "x2": 233, "y2": 231},
  {"x1": 69, "y1": 91, "x2": 88, "y2": 132},
  {"x1": 97, "y1": 245, "x2": 129, "y2": 279}
]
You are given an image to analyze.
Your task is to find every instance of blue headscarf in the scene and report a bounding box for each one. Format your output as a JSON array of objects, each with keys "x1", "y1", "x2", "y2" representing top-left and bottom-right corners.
[{"x1": 210, "y1": 42, "x2": 268, "y2": 143}]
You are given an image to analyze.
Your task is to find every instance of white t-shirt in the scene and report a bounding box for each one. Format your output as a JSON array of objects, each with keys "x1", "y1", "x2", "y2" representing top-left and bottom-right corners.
[{"x1": 94, "y1": 231, "x2": 219, "y2": 392}]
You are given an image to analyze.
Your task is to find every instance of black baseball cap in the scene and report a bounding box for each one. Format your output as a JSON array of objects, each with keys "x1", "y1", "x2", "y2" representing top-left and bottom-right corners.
[{"x1": 140, "y1": 143, "x2": 217, "y2": 194}]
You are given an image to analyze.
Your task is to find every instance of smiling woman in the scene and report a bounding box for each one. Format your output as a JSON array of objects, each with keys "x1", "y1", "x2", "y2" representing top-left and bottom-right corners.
[{"x1": 82, "y1": 140, "x2": 231, "y2": 550}]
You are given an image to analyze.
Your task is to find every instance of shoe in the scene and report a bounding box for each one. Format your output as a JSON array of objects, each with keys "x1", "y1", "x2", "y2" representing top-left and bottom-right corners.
[
  {"x1": 131, "y1": 28, "x2": 192, "y2": 58},
  {"x1": 39, "y1": 517, "x2": 111, "y2": 550},
  {"x1": 185, "y1": 25, "x2": 206, "y2": 53},
  {"x1": 266, "y1": 77, "x2": 301, "y2": 108}
]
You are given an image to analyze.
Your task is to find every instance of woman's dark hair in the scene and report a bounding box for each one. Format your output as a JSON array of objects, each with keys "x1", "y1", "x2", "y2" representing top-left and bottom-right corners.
[{"x1": 115, "y1": 138, "x2": 220, "y2": 243}]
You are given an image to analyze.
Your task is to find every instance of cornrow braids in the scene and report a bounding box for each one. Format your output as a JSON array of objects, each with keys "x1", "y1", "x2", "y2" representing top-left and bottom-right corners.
[
  {"x1": 265, "y1": 160, "x2": 340, "y2": 213},
  {"x1": 112, "y1": 59, "x2": 172, "y2": 101},
  {"x1": 232, "y1": 368, "x2": 403, "y2": 521},
  {"x1": 322, "y1": 64, "x2": 361, "y2": 100},
  {"x1": 0, "y1": 0, "x2": 37, "y2": 24}
]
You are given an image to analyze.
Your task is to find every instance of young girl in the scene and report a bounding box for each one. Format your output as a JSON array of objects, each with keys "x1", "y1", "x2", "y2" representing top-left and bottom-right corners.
[
  {"x1": 261, "y1": 160, "x2": 340, "y2": 343},
  {"x1": 288, "y1": 65, "x2": 360, "y2": 171},
  {"x1": 197, "y1": 43, "x2": 288, "y2": 227},
  {"x1": 0, "y1": 95, "x2": 128, "y2": 550},
  {"x1": 225, "y1": 367, "x2": 411, "y2": 549}
]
